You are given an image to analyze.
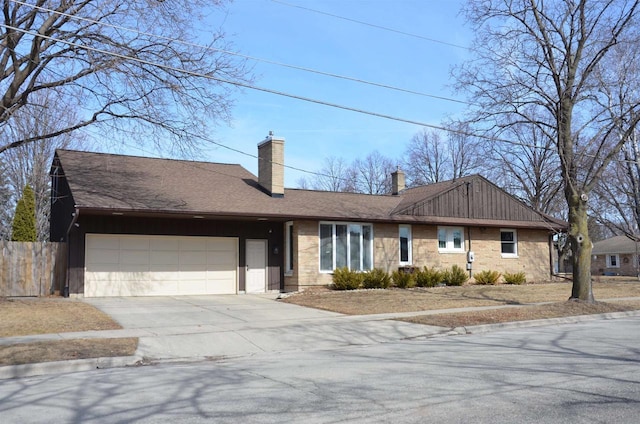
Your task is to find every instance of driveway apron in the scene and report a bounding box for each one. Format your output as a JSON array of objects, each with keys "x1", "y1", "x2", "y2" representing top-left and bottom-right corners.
[{"x1": 84, "y1": 295, "x2": 441, "y2": 362}]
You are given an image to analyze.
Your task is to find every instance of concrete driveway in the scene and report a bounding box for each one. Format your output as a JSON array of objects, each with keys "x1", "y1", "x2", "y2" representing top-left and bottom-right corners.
[{"x1": 84, "y1": 295, "x2": 442, "y2": 362}]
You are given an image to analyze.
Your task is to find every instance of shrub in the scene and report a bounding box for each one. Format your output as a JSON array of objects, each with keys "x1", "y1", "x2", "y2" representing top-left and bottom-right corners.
[
  {"x1": 503, "y1": 271, "x2": 527, "y2": 285},
  {"x1": 332, "y1": 267, "x2": 363, "y2": 290},
  {"x1": 473, "y1": 270, "x2": 501, "y2": 285},
  {"x1": 11, "y1": 184, "x2": 37, "y2": 242},
  {"x1": 391, "y1": 270, "x2": 415, "y2": 288},
  {"x1": 362, "y1": 268, "x2": 391, "y2": 289},
  {"x1": 415, "y1": 266, "x2": 444, "y2": 288},
  {"x1": 443, "y1": 265, "x2": 468, "y2": 286}
]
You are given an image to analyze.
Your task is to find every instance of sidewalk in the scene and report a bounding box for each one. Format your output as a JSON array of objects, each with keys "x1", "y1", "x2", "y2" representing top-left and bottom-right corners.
[{"x1": 2, "y1": 300, "x2": 640, "y2": 380}]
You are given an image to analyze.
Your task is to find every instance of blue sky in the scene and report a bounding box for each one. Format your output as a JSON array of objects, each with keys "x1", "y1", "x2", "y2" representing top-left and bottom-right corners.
[{"x1": 140, "y1": 0, "x2": 472, "y2": 186}]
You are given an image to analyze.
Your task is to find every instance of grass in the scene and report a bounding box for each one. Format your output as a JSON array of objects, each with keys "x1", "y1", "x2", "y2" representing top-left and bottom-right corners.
[
  {"x1": 282, "y1": 280, "x2": 640, "y2": 315},
  {"x1": 0, "y1": 297, "x2": 138, "y2": 366},
  {"x1": 2, "y1": 277, "x2": 639, "y2": 367},
  {"x1": 0, "y1": 338, "x2": 138, "y2": 366}
]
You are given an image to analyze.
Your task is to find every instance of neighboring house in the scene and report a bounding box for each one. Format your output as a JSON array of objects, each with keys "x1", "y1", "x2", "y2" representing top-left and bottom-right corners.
[
  {"x1": 591, "y1": 235, "x2": 640, "y2": 277},
  {"x1": 50, "y1": 133, "x2": 567, "y2": 297}
]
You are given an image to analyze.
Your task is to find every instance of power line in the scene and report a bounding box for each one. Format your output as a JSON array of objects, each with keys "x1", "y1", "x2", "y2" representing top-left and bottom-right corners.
[
  {"x1": 4, "y1": 13, "x2": 636, "y2": 170},
  {"x1": 1, "y1": 23, "x2": 489, "y2": 138},
  {"x1": 7, "y1": 0, "x2": 473, "y2": 107},
  {"x1": 270, "y1": 0, "x2": 470, "y2": 50}
]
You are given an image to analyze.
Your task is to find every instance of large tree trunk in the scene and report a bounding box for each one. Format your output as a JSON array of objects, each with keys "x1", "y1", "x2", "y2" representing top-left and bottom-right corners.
[{"x1": 567, "y1": 193, "x2": 594, "y2": 302}]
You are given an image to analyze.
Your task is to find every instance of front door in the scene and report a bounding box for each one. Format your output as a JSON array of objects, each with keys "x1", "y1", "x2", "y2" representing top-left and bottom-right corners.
[{"x1": 246, "y1": 240, "x2": 267, "y2": 293}]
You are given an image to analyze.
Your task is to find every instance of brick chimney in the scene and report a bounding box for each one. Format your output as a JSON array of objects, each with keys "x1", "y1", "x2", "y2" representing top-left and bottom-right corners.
[
  {"x1": 258, "y1": 131, "x2": 285, "y2": 197},
  {"x1": 391, "y1": 168, "x2": 405, "y2": 195}
]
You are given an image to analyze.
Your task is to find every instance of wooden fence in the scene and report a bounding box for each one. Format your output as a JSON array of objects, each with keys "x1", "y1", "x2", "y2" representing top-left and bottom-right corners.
[{"x1": 0, "y1": 242, "x2": 67, "y2": 297}]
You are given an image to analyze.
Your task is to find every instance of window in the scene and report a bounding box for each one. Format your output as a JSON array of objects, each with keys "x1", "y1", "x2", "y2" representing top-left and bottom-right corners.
[
  {"x1": 320, "y1": 222, "x2": 373, "y2": 272},
  {"x1": 501, "y1": 229, "x2": 518, "y2": 257},
  {"x1": 438, "y1": 227, "x2": 464, "y2": 252},
  {"x1": 606, "y1": 254, "x2": 619, "y2": 268},
  {"x1": 285, "y1": 222, "x2": 293, "y2": 273},
  {"x1": 399, "y1": 225, "x2": 412, "y2": 265}
]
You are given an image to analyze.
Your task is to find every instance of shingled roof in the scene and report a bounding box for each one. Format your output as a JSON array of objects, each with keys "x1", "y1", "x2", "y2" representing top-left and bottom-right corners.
[{"x1": 52, "y1": 149, "x2": 566, "y2": 230}]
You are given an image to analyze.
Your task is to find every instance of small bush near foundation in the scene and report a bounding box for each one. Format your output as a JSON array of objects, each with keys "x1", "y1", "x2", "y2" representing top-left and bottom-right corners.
[
  {"x1": 473, "y1": 270, "x2": 501, "y2": 285},
  {"x1": 332, "y1": 267, "x2": 363, "y2": 290},
  {"x1": 415, "y1": 266, "x2": 444, "y2": 287},
  {"x1": 503, "y1": 271, "x2": 527, "y2": 285},
  {"x1": 362, "y1": 268, "x2": 391, "y2": 289},
  {"x1": 443, "y1": 265, "x2": 468, "y2": 286},
  {"x1": 391, "y1": 270, "x2": 415, "y2": 288}
]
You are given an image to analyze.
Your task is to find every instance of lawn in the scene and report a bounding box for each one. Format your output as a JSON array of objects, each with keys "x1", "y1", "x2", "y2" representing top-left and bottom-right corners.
[
  {"x1": 0, "y1": 297, "x2": 138, "y2": 366},
  {"x1": 282, "y1": 280, "x2": 640, "y2": 314}
]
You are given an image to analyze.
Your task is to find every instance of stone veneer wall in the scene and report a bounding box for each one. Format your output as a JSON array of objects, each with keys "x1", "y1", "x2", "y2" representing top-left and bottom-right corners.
[{"x1": 284, "y1": 221, "x2": 554, "y2": 291}]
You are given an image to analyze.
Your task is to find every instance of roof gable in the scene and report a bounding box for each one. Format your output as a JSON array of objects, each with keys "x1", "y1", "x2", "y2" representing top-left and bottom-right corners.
[{"x1": 393, "y1": 175, "x2": 563, "y2": 227}]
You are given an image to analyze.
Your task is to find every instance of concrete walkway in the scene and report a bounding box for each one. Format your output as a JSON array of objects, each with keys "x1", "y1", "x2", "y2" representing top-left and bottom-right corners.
[{"x1": 2, "y1": 294, "x2": 639, "y2": 379}]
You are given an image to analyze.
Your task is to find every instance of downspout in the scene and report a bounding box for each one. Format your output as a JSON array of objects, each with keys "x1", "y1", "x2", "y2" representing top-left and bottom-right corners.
[
  {"x1": 466, "y1": 182, "x2": 473, "y2": 279},
  {"x1": 63, "y1": 207, "x2": 80, "y2": 298}
]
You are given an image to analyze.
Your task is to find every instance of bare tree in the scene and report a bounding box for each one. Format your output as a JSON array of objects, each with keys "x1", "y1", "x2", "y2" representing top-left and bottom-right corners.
[
  {"x1": 446, "y1": 121, "x2": 483, "y2": 180},
  {"x1": 300, "y1": 156, "x2": 357, "y2": 192},
  {"x1": 2, "y1": 90, "x2": 83, "y2": 241},
  {"x1": 403, "y1": 129, "x2": 448, "y2": 185},
  {"x1": 0, "y1": 161, "x2": 10, "y2": 240},
  {"x1": 591, "y1": 42, "x2": 640, "y2": 238},
  {"x1": 484, "y1": 115, "x2": 564, "y2": 216},
  {"x1": 456, "y1": 1, "x2": 640, "y2": 302},
  {"x1": 0, "y1": 0, "x2": 250, "y2": 156},
  {"x1": 353, "y1": 151, "x2": 394, "y2": 195}
]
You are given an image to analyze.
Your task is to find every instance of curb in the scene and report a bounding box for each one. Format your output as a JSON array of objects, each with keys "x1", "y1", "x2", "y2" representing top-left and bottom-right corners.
[
  {"x1": 0, "y1": 355, "x2": 143, "y2": 380},
  {"x1": 451, "y1": 310, "x2": 640, "y2": 335}
]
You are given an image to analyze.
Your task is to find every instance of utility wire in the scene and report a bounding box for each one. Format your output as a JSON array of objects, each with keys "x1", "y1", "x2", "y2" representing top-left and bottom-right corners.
[
  {"x1": 270, "y1": 0, "x2": 470, "y2": 50},
  {"x1": 7, "y1": 0, "x2": 473, "y2": 106},
  {"x1": 3, "y1": 10, "x2": 636, "y2": 169},
  {"x1": 0, "y1": 23, "x2": 507, "y2": 144}
]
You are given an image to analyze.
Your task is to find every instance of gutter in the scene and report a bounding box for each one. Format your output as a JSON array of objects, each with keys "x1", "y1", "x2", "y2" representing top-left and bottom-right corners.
[{"x1": 63, "y1": 207, "x2": 80, "y2": 298}]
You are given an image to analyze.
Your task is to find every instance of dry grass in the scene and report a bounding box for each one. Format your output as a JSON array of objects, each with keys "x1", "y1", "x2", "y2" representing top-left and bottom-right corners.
[
  {"x1": 0, "y1": 297, "x2": 122, "y2": 337},
  {"x1": 0, "y1": 297, "x2": 137, "y2": 366},
  {"x1": 282, "y1": 280, "x2": 640, "y2": 315},
  {"x1": 0, "y1": 338, "x2": 138, "y2": 366},
  {"x1": 401, "y1": 300, "x2": 640, "y2": 328}
]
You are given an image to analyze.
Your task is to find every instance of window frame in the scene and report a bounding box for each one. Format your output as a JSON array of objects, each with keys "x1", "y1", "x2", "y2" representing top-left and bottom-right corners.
[
  {"x1": 319, "y1": 222, "x2": 374, "y2": 273},
  {"x1": 500, "y1": 229, "x2": 518, "y2": 258},
  {"x1": 399, "y1": 224, "x2": 412, "y2": 265},
  {"x1": 285, "y1": 221, "x2": 293, "y2": 275},
  {"x1": 606, "y1": 254, "x2": 620, "y2": 268},
  {"x1": 437, "y1": 226, "x2": 465, "y2": 253}
]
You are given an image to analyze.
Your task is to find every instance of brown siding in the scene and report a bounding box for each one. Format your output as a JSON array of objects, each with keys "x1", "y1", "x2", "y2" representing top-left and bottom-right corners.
[
  {"x1": 66, "y1": 214, "x2": 284, "y2": 295},
  {"x1": 404, "y1": 178, "x2": 546, "y2": 223}
]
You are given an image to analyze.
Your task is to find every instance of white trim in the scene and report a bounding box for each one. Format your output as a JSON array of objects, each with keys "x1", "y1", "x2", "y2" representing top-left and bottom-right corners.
[
  {"x1": 399, "y1": 224, "x2": 412, "y2": 265},
  {"x1": 285, "y1": 221, "x2": 293, "y2": 275},
  {"x1": 437, "y1": 226, "x2": 465, "y2": 253},
  {"x1": 319, "y1": 221, "x2": 374, "y2": 273},
  {"x1": 606, "y1": 254, "x2": 620, "y2": 268},
  {"x1": 500, "y1": 228, "x2": 518, "y2": 258}
]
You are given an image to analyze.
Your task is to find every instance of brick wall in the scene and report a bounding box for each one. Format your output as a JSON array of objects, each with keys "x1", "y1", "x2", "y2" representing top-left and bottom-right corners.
[
  {"x1": 285, "y1": 221, "x2": 554, "y2": 291},
  {"x1": 591, "y1": 253, "x2": 638, "y2": 276}
]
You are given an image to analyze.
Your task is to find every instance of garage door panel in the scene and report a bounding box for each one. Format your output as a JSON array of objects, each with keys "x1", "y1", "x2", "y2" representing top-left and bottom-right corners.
[
  {"x1": 150, "y1": 251, "x2": 179, "y2": 265},
  {"x1": 85, "y1": 235, "x2": 238, "y2": 297},
  {"x1": 86, "y1": 249, "x2": 120, "y2": 265},
  {"x1": 150, "y1": 238, "x2": 180, "y2": 251},
  {"x1": 86, "y1": 235, "x2": 120, "y2": 249},
  {"x1": 207, "y1": 250, "x2": 235, "y2": 266},
  {"x1": 180, "y1": 238, "x2": 207, "y2": 251},
  {"x1": 120, "y1": 251, "x2": 150, "y2": 265}
]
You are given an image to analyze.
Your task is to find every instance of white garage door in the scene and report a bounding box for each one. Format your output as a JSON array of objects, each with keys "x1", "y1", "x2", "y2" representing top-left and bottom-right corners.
[{"x1": 85, "y1": 234, "x2": 238, "y2": 297}]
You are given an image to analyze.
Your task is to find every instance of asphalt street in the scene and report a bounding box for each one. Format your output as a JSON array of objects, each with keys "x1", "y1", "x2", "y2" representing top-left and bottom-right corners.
[{"x1": 1, "y1": 317, "x2": 638, "y2": 423}]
